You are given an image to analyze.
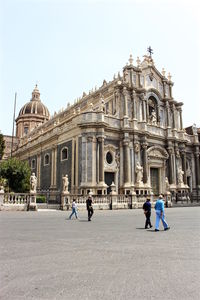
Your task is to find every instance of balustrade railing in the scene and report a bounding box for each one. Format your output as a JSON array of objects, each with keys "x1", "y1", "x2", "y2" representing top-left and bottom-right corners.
[{"x1": 2, "y1": 193, "x2": 30, "y2": 205}]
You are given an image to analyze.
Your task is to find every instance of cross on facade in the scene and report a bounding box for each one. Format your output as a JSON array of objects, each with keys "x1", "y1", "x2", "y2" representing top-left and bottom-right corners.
[{"x1": 147, "y1": 46, "x2": 153, "y2": 57}]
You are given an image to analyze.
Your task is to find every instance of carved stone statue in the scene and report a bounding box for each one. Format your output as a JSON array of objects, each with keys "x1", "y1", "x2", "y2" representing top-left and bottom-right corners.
[
  {"x1": 134, "y1": 143, "x2": 140, "y2": 153},
  {"x1": 30, "y1": 173, "x2": 37, "y2": 193},
  {"x1": 136, "y1": 162, "x2": 143, "y2": 184},
  {"x1": 165, "y1": 177, "x2": 170, "y2": 191},
  {"x1": 89, "y1": 102, "x2": 94, "y2": 111},
  {"x1": 150, "y1": 109, "x2": 157, "y2": 125},
  {"x1": 192, "y1": 124, "x2": 197, "y2": 135},
  {"x1": 62, "y1": 174, "x2": 69, "y2": 193},
  {"x1": 178, "y1": 167, "x2": 184, "y2": 185},
  {"x1": 175, "y1": 149, "x2": 180, "y2": 158},
  {"x1": 99, "y1": 96, "x2": 105, "y2": 112}
]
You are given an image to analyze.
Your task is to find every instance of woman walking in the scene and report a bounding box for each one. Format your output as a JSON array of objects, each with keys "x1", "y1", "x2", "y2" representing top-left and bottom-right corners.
[{"x1": 69, "y1": 199, "x2": 79, "y2": 220}]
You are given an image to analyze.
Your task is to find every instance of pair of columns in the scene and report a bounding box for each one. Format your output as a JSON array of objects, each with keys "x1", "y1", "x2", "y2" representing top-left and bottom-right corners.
[
  {"x1": 81, "y1": 135, "x2": 105, "y2": 186},
  {"x1": 123, "y1": 139, "x2": 148, "y2": 186}
]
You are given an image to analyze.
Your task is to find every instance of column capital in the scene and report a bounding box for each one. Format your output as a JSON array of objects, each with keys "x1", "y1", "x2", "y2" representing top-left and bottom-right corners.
[
  {"x1": 167, "y1": 147, "x2": 174, "y2": 155},
  {"x1": 141, "y1": 142, "x2": 148, "y2": 149},
  {"x1": 97, "y1": 136, "x2": 105, "y2": 143},
  {"x1": 123, "y1": 139, "x2": 130, "y2": 146},
  {"x1": 87, "y1": 136, "x2": 95, "y2": 143}
]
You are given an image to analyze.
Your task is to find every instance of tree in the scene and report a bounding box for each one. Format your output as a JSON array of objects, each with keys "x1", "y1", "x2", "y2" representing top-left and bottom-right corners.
[
  {"x1": 0, "y1": 158, "x2": 31, "y2": 192},
  {"x1": 0, "y1": 134, "x2": 5, "y2": 160}
]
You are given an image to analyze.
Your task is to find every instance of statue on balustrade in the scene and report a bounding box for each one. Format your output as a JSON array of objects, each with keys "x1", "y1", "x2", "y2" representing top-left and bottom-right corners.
[
  {"x1": 30, "y1": 173, "x2": 37, "y2": 193},
  {"x1": 136, "y1": 162, "x2": 143, "y2": 184}
]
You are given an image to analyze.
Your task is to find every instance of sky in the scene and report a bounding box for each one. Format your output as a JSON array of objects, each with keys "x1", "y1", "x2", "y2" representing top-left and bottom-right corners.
[{"x1": 0, "y1": 0, "x2": 200, "y2": 136}]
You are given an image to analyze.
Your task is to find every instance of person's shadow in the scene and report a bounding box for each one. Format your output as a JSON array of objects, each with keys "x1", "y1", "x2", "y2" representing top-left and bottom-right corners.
[{"x1": 136, "y1": 227, "x2": 146, "y2": 229}]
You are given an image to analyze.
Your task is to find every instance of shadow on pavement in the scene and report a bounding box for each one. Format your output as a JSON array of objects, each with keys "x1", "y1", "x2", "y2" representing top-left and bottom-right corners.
[{"x1": 136, "y1": 227, "x2": 146, "y2": 229}]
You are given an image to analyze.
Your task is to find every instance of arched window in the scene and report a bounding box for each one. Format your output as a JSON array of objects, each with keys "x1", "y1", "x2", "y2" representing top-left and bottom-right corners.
[
  {"x1": 44, "y1": 154, "x2": 50, "y2": 166},
  {"x1": 31, "y1": 159, "x2": 36, "y2": 169},
  {"x1": 24, "y1": 126, "x2": 29, "y2": 135},
  {"x1": 61, "y1": 147, "x2": 68, "y2": 161}
]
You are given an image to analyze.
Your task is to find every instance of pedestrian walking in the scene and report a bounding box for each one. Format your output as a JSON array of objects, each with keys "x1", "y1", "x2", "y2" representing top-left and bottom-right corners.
[
  {"x1": 143, "y1": 198, "x2": 152, "y2": 229},
  {"x1": 69, "y1": 199, "x2": 79, "y2": 220},
  {"x1": 86, "y1": 193, "x2": 94, "y2": 221},
  {"x1": 154, "y1": 194, "x2": 170, "y2": 231}
]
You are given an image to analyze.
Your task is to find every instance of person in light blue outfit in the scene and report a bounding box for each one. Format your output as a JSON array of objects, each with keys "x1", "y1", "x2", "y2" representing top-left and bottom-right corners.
[
  {"x1": 154, "y1": 194, "x2": 170, "y2": 231},
  {"x1": 69, "y1": 199, "x2": 79, "y2": 220}
]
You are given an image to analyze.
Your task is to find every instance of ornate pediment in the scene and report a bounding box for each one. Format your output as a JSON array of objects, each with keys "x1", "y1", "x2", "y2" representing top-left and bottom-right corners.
[{"x1": 147, "y1": 146, "x2": 169, "y2": 160}]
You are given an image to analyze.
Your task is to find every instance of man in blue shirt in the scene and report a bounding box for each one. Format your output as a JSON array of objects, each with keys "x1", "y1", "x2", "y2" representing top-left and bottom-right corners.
[
  {"x1": 143, "y1": 198, "x2": 152, "y2": 229},
  {"x1": 154, "y1": 194, "x2": 170, "y2": 231}
]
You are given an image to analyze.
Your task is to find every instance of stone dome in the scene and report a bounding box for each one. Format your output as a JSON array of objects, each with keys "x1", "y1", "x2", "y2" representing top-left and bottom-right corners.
[
  {"x1": 18, "y1": 85, "x2": 50, "y2": 118},
  {"x1": 16, "y1": 85, "x2": 50, "y2": 139}
]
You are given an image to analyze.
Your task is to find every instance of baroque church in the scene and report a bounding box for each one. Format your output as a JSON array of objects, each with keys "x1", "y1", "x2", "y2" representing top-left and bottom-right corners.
[{"x1": 13, "y1": 53, "x2": 200, "y2": 201}]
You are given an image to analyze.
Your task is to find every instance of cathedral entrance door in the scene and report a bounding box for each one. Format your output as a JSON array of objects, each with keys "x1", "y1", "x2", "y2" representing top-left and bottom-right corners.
[
  {"x1": 105, "y1": 172, "x2": 115, "y2": 194},
  {"x1": 150, "y1": 168, "x2": 159, "y2": 195}
]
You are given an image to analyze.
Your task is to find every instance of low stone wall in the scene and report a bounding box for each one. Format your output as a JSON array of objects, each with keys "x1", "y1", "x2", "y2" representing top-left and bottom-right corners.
[
  {"x1": 1, "y1": 191, "x2": 198, "y2": 211},
  {"x1": 1, "y1": 204, "x2": 28, "y2": 211}
]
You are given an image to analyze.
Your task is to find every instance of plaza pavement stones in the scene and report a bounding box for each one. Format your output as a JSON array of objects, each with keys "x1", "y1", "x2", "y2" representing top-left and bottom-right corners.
[{"x1": 0, "y1": 207, "x2": 199, "y2": 300}]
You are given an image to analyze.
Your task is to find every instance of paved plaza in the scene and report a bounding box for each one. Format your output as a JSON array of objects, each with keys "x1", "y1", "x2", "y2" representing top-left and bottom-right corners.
[{"x1": 0, "y1": 207, "x2": 200, "y2": 300}]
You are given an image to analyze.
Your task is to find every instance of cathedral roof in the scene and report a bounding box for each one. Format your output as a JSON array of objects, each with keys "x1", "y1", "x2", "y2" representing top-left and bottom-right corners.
[{"x1": 17, "y1": 85, "x2": 50, "y2": 119}]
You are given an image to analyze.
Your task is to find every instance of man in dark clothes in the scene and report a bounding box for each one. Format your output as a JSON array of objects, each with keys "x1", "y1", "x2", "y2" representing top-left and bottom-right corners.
[
  {"x1": 143, "y1": 198, "x2": 152, "y2": 229},
  {"x1": 86, "y1": 194, "x2": 94, "y2": 221}
]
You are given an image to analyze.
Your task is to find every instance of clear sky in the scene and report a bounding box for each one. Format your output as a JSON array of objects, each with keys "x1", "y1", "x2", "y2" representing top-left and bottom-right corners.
[{"x1": 0, "y1": 0, "x2": 200, "y2": 136}]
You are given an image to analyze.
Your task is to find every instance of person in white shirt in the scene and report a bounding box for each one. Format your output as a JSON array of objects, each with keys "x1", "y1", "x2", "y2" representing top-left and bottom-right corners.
[{"x1": 69, "y1": 199, "x2": 79, "y2": 220}]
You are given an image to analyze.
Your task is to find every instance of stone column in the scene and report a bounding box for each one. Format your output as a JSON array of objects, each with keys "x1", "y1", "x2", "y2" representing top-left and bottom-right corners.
[
  {"x1": 75, "y1": 136, "x2": 79, "y2": 194},
  {"x1": 50, "y1": 147, "x2": 57, "y2": 189},
  {"x1": 54, "y1": 147, "x2": 57, "y2": 187},
  {"x1": 194, "y1": 148, "x2": 200, "y2": 186},
  {"x1": 181, "y1": 150, "x2": 187, "y2": 185},
  {"x1": 81, "y1": 136, "x2": 87, "y2": 184},
  {"x1": 36, "y1": 153, "x2": 41, "y2": 189},
  {"x1": 71, "y1": 138, "x2": 75, "y2": 191},
  {"x1": 142, "y1": 143, "x2": 148, "y2": 184},
  {"x1": 179, "y1": 108, "x2": 183, "y2": 130},
  {"x1": 172, "y1": 104, "x2": 177, "y2": 129},
  {"x1": 166, "y1": 101, "x2": 170, "y2": 127},
  {"x1": 123, "y1": 88, "x2": 129, "y2": 128},
  {"x1": 130, "y1": 142, "x2": 135, "y2": 185},
  {"x1": 168, "y1": 146, "x2": 175, "y2": 185},
  {"x1": 142, "y1": 98, "x2": 146, "y2": 122},
  {"x1": 92, "y1": 137, "x2": 97, "y2": 186},
  {"x1": 132, "y1": 91, "x2": 137, "y2": 120},
  {"x1": 87, "y1": 136, "x2": 93, "y2": 183},
  {"x1": 123, "y1": 139, "x2": 131, "y2": 185},
  {"x1": 98, "y1": 137, "x2": 105, "y2": 184},
  {"x1": 114, "y1": 89, "x2": 120, "y2": 117}
]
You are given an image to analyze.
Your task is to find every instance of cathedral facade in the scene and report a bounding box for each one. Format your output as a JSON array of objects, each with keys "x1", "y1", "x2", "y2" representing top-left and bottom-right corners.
[{"x1": 13, "y1": 54, "x2": 200, "y2": 201}]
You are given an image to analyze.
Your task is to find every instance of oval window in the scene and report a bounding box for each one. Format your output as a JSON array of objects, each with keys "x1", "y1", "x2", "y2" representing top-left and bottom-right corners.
[{"x1": 106, "y1": 151, "x2": 113, "y2": 164}]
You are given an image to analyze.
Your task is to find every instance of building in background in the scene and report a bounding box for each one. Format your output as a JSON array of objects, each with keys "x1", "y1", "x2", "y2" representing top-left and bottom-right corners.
[
  {"x1": 1, "y1": 135, "x2": 18, "y2": 160},
  {"x1": 12, "y1": 54, "x2": 200, "y2": 201}
]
